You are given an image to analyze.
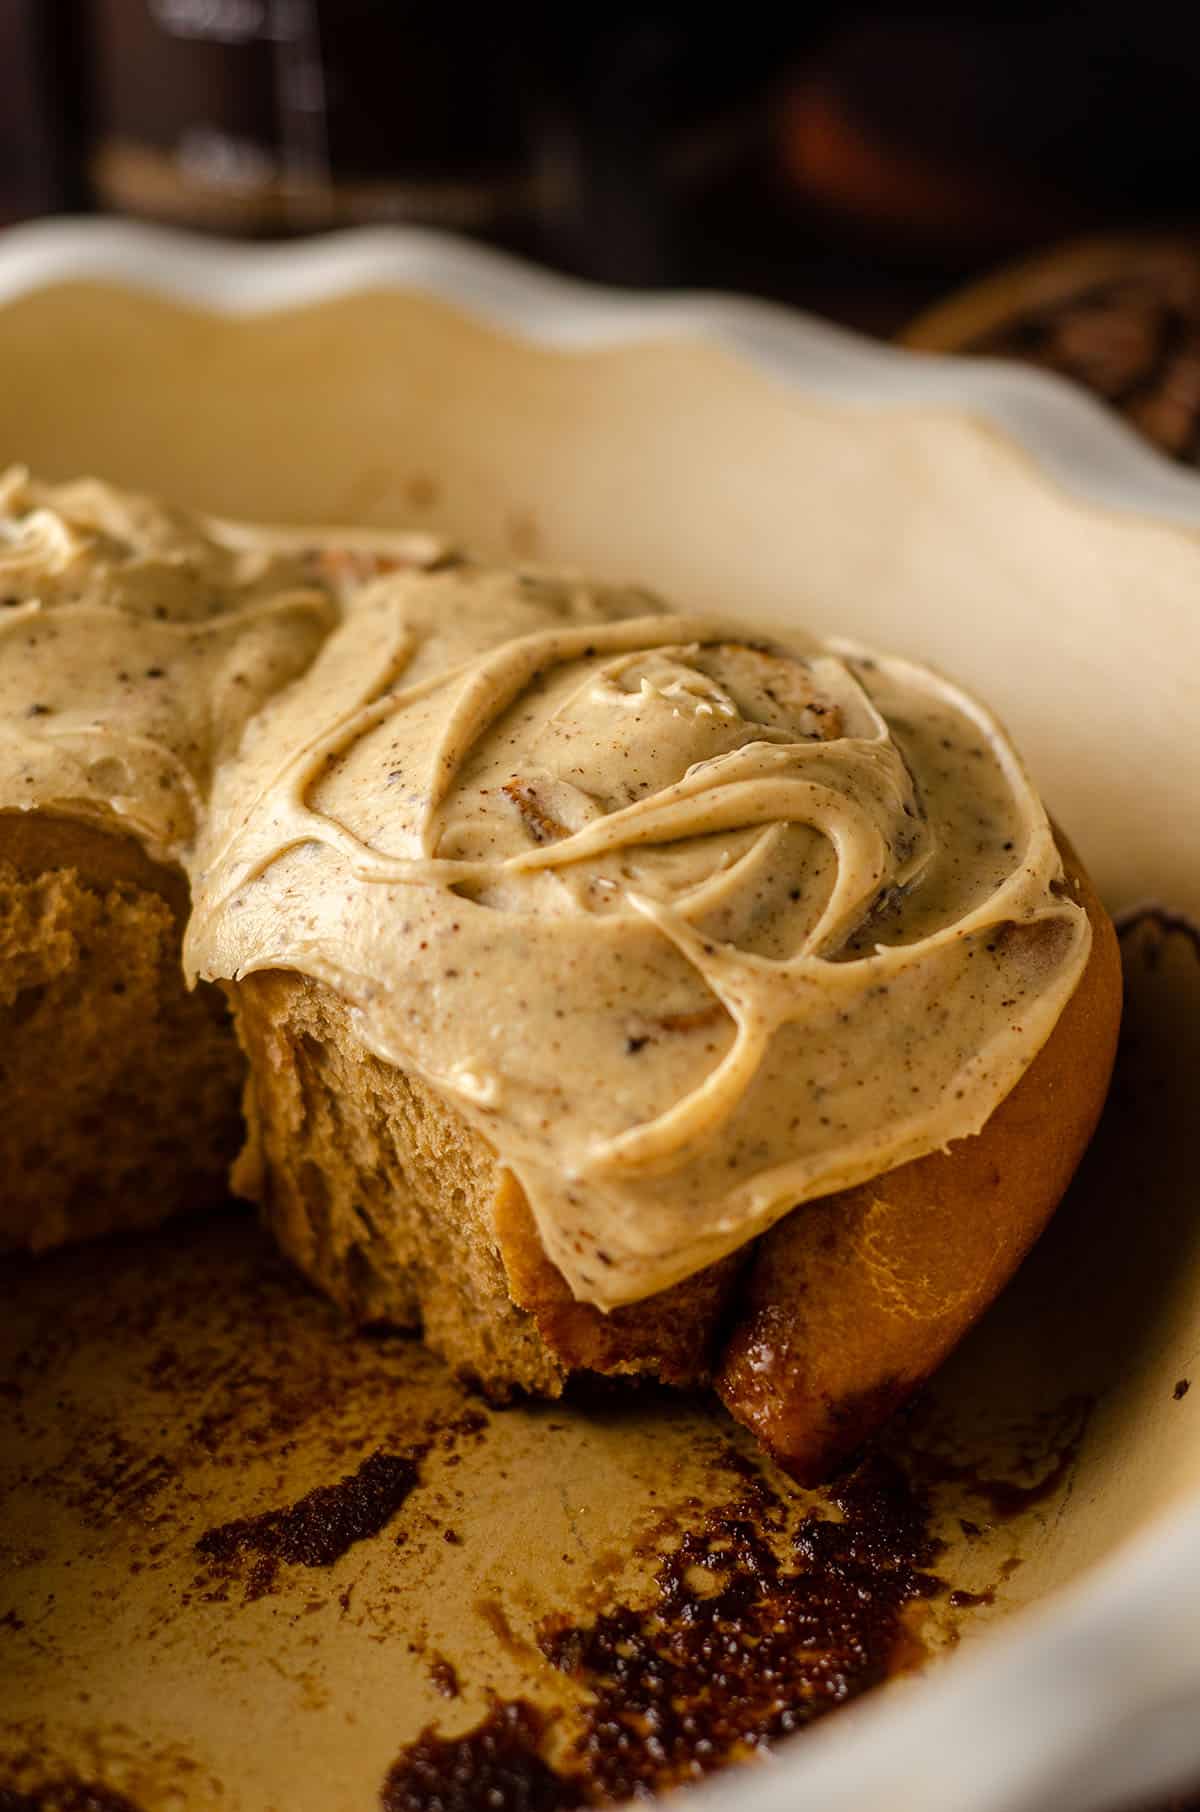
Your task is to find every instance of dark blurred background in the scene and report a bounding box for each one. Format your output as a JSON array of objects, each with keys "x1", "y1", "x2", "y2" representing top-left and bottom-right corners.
[
  {"x1": 4, "y1": 1, "x2": 1200, "y2": 332},
  {"x1": 11, "y1": 1, "x2": 1200, "y2": 463},
  {"x1": 2, "y1": 11, "x2": 1200, "y2": 1810}
]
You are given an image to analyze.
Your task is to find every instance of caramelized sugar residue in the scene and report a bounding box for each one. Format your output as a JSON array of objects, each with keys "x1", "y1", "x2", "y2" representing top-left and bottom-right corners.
[
  {"x1": 194, "y1": 1446, "x2": 427, "y2": 1601},
  {"x1": 381, "y1": 1703, "x2": 581, "y2": 1812},
  {"x1": 429, "y1": 1657, "x2": 461, "y2": 1701},
  {"x1": 382, "y1": 1449, "x2": 946, "y2": 1806},
  {"x1": 0, "y1": 1779, "x2": 146, "y2": 1811}
]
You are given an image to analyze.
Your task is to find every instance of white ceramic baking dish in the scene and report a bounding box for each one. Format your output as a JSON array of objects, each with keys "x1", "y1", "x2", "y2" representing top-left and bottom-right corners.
[{"x1": 0, "y1": 219, "x2": 1197, "y2": 1812}]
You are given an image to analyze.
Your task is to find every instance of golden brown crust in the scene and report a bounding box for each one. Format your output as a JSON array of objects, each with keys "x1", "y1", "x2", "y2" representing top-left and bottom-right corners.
[
  {"x1": 223, "y1": 822, "x2": 1119, "y2": 1476},
  {"x1": 0, "y1": 810, "x2": 243, "y2": 1254},
  {"x1": 713, "y1": 842, "x2": 1122, "y2": 1481},
  {"x1": 493, "y1": 1177, "x2": 745, "y2": 1387},
  {"x1": 230, "y1": 834, "x2": 1119, "y2": 1482}
]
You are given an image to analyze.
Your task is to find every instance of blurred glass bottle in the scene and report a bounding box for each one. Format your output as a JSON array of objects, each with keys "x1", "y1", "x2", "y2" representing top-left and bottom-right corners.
[
  {"x1": 0, "y1": 1, "x2": 86, "y2": 226},
  {"x1": 84, "y1": 2, "x2": 805, "y2": 279},
  {"x1": 87, "y1": 0, "x2": 543, "y2": 246}
]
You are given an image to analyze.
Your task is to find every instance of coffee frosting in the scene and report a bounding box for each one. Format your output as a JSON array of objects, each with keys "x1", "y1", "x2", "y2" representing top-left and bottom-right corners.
[
  {"x1": 0, "y1": 468, "x2": 443, "y2": 863},
  {"x1": 1, "y1": 474, "x2": 1091, "y2": 1310}
]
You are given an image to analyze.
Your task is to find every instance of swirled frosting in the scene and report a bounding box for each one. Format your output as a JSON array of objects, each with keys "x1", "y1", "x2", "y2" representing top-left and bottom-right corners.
[
  {"x1": 183, "y1": 562, "x2": 1092, "y2": 1310},
  {"x1": 0, "y1": 469, "x2": 443, "y2": 863},
  {"x1": 0, "y1": 473, "x2": 1091, "y2": 1308}
]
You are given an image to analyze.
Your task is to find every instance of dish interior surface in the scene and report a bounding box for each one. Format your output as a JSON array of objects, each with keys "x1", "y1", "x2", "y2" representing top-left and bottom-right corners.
[{"x1": 1, "y1": 269, "x2": 1199, "y2": 1811}]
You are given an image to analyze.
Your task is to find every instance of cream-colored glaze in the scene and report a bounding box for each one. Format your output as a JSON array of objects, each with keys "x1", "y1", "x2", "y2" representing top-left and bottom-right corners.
[{"x1": 177, "y1": 559, "x2": 1090, "y2": 1309}]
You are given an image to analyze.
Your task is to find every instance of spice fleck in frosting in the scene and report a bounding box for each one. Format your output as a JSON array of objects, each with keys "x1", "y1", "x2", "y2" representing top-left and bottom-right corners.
[
  {"x1": 0, "y1": 472, "x2": 1089, "y2": 1310},
  {"x1": 182, "y1": 561, "x2": 1090, "y2": 1308}
]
